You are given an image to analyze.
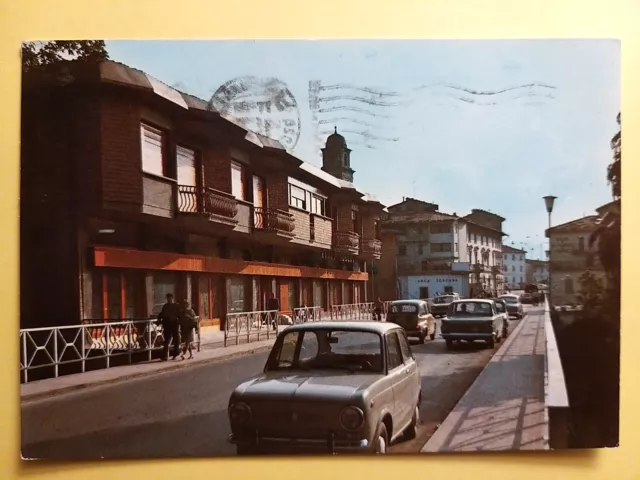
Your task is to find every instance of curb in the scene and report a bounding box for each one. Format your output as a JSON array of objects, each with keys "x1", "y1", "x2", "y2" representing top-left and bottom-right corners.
[
  {"x1": 21, "y1": 342, "x2": 274, "y2": 403},
  {"x1": 420, "y1": 314, "x2": 531, "y2": 453}
]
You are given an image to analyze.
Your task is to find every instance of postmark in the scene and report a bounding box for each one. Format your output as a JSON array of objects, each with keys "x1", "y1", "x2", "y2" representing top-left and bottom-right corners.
[{"x1": 210, "y1": 76, "x2": 301, "y2": 151}]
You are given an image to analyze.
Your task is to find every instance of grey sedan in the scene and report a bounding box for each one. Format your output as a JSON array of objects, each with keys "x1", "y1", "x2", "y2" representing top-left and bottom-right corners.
[{"x1": 227, "y1": 322, "x2": 422, "y2": 455}]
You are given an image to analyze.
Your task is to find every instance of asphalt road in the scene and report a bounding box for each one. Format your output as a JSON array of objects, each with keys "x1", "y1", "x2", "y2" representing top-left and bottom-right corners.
[{"x1": 21, "y1": 315, "x2": 525, "y2": 459}]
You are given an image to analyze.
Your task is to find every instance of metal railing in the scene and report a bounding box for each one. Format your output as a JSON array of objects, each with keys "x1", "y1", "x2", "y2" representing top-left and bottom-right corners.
[
  {"x1": 253, "y1": 207, "x2": 295, "y2": 235},
  {"x1": 543, "y1": 298, "x2": 570, "y2": 449},
  {"x1": 224, "y1": 310, "x2": 279, "y2": 347},
  {"x1": 292, "y1": 306, "x2": 328, "y2": 323},
  {"x1": 177, "y1": 185, "x2": 239, "y2": 219},
  {"x1": 329, "y1": 302, "x2": 376, "y2": 321},
  {"x1": 20, "y1": 318, "x2": 201, "y2": 384}
]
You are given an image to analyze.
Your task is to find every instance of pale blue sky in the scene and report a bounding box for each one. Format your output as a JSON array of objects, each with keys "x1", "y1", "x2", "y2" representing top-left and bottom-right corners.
[{"x1": 105, "y1": 40, "x2": 620, "y2": 260}]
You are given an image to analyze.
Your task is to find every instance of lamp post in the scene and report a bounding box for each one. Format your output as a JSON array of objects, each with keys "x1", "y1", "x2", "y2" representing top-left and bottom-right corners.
[{"x1": 543, "y1": 195, "x2": 557, "y2": 306}]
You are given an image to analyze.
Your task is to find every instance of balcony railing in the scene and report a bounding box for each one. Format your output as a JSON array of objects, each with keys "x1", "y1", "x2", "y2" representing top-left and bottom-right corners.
[
  {"x1": 178, "y1": 185, "x2": 238, "y2": 219},
  {"x1": 360, "y1": 237, "x2": 382, "y2": 259},
  {"x1": 253, "y1": 207, "x2": 295, "y2": 236},
  {"x1": 333, "y1": 231, "x2": 360, "y2": 254}
]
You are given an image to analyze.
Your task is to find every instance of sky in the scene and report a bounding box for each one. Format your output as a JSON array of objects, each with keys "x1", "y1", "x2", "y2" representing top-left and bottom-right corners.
[{"x1": 105, "y1": 40, "x2": 620, "y2": 260}]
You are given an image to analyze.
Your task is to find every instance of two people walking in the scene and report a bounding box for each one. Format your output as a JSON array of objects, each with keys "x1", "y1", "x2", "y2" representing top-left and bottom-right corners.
[{"x1": 157, "y1": 293, "x2": 198, "y2": 361}]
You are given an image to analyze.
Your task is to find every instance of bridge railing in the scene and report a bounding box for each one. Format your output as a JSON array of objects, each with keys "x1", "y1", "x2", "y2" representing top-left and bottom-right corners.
[
  {"x1": 543, "y1": 298, "x2": 570, "y2": 449},
  {"x1": 19, "y1": 317, "x2": 201, "y2": 384}
]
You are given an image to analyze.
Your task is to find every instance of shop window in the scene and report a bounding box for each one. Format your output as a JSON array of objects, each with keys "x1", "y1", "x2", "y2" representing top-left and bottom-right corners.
[
  {"x1": 312, "y1": 280, "x2": 325, "y2": 308},
  {"x1": 226, "y1": 275, "x2": 247, "y2": 313},
  {"x1": 287, "y1": 279, "x2": 298, "y2": 311},
  {"x1": 151, "y1": 271, "x2": 177, "y2": 316},
  {"x1": 199, "y1": 275, "x2": 223, "y2": 319}
]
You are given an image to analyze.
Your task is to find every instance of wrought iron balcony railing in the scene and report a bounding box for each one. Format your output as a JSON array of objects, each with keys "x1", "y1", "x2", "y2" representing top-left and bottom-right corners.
[
  {"x1": 253, "y1": 207, "x2": 295, "y2": 235},
  {"x1": 178, "y1": 185, "x2": 238, "y2": 219}
]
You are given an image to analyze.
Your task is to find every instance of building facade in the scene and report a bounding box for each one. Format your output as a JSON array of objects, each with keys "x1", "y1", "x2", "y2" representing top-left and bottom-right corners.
[
  {"x1": 20, "y1": 60, "x2": 384, "y2": 331},
  {"x1": 502, "y1": 245, "x2": 527, "y2": 289},
  {"x1": 378, "y1": 200, "x2": 506, "y2": 299},
  {"x1": 526, "y1": 259, "x2": 549, "y2": 285},
  {"x1": 547, "y1": 210, "x2": 608, "y2": 306}
]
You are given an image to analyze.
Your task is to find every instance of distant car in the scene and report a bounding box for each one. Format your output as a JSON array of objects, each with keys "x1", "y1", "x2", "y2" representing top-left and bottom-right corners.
[
  {"x1": 441, "y1": 299, "x2": 506, "y2": 349},
  {"x1": 227, "y1": 322, "x2": 422, "y2": 455},
  {"x1": 429, "y1": 294, "x2": 460, "y2": 317},
  {"x1": 519, "y1": 293, "x2": 534, "y2": 305},
  {"x1": 386, "y1": 299, "x2": 437, "y2": 343},
  {"x1": 492, "y1": 299, "x2": 510, "y2": 338},
  {"x1": 499, "y1": 294, "x2": 524, "y2": 319}
]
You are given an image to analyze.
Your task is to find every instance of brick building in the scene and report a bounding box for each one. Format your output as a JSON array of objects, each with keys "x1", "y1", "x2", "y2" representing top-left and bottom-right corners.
[{"x1": 20, "y1": 60, "x2": 384, "y2": 331}]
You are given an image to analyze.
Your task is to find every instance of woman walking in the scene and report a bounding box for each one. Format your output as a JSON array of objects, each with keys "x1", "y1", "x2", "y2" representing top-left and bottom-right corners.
[{"x1": 180, "y1": 299, "x2": 198, "y2": 360}]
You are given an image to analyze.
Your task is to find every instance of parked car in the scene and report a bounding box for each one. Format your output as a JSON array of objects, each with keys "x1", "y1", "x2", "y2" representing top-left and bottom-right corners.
[
  {"x1": 386, "y1": 299, "x2": 437, "y2": 343},
  {"x1": 492, "y1": 298, "x2": 510, "y2": 338},
  {"x1": 429, "y1": 293, "x2": 460, "y2": 317},
  {"x1": 498, "y1": 294, "x2": 524, "y2": 319},
  {"x1": 441, "y1": 299, "x2": 506, "y2": 349},
  {"x1": 227, "y1": 322, "x2": 422, "y2": 455}
]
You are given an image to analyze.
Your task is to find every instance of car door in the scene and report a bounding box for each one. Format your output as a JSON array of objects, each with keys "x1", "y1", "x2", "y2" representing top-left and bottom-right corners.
[
  {"x1": 386, "y1": 330, "x2": 413, "y2": 430},
  {"x1": 397, "y1": 330, "x2": 420, "y2": 408}
]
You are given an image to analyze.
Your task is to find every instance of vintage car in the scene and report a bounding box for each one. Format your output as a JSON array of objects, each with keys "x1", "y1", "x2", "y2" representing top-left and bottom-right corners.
[
  {"x1": 498, "y1": 294, "x2": 524, "y2": 319},
  {"x1": 440, "y1": 299, "x2": 506, "y2": 349},
  {"x1": 492, "y1": 298, "x2": 510, "y2": 338},
  {"x1": 429, "y1": 293, "x2": 460, "y2": 317},
  {"x1": 519, "y1": 292, "x2": 535, "y2": 305},
  {"x1": 227, "y1": 322, "x2": 422, "y2": 455},
  {"x1": 386, "y1": 299, "x2": 437, "y2": 343}
]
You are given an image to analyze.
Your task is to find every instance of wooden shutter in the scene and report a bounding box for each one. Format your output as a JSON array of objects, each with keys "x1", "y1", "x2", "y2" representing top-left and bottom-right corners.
[
  {"x1": 141, "y1": 124, "x2": 164, "y2": 177},
  {"x1": 177, "y1": 146, "x2": 197, "y2": 186}
]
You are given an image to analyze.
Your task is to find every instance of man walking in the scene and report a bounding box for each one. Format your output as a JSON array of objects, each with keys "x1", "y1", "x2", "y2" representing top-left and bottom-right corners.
[
  {"x1": 266, "y1": 292, "x2": 280, "y2": 330},
  {"x1": 157, "y1": 293, "x2": 182, "y2": 361}
]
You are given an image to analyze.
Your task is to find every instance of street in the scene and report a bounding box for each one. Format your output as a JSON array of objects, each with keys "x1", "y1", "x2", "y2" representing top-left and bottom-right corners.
[{"x1": 21, "y1": 316, "x2": 525, "y2": 459}]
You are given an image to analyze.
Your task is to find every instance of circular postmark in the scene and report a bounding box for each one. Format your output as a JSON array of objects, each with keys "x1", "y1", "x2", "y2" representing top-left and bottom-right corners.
[{"x1": 210, "y1": 76, "x2": 301, "y2": 151}]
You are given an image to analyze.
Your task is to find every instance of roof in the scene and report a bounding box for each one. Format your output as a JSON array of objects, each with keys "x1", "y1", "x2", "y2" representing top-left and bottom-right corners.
[
  {"x1": 503, "y1": 245, "x2": 526, "y2": 254},
  {"x1": 28, "y1": 59, "x2": 385, "y2": 208},
  {"x1": 451, "y1": 299, "x2": 495, "y2": 305},
  {"x1": 547, "y1": 215, "x2": 599, "y2": 234},
  {"x1": 466, "y1": 209, "x2": 506, "y2": 222},
  {"x1": 282, "y1": 321, "x2": 400, "y2": 334},
  {"x1": 382, "y1": 211, "x2": 458, "y2": 225},
  {"x1": 389, "y1": 299, "x2": 428, "y2": 306}
]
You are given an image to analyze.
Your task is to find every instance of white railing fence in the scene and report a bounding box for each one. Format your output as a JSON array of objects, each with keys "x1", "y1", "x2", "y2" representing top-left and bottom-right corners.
[
  {"x1": 223, "y1": 310, "x2": 279, "y2": 347},
  {"x1": 329, "y1": 302, "x2": 377, "y2": 321},
  {"x1": 543, "y1": 298, "x2": 570, "y2": 449},
  {"x1": 19, "y1": 318, "x2": 201, "y2": 384}
]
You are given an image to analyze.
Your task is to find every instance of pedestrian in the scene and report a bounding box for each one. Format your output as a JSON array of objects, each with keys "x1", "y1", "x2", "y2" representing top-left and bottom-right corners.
[
  {"x1": 180, "y1": 299, "x2": 198, "y2": 360},
  {"x1": 157, "y1": 293, "x2": 182, "y2": 361},
  {"x1": 374, "y1": 297, "x2": 384, "y2": 321},
  {"x1": 266, "y1": 292, "x2": 280, "y2": 330}
]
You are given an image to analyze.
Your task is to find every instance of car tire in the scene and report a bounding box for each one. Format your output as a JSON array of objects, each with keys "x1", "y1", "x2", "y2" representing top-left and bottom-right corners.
[
  {"x1": 373, "y1": 422, "x2": 388, "y2": 454},
  {"x1": 445, "y1": 339, "x2": 454, "y2": 350},
  {"x1": 405, "y1": 405, "x2": 420, "y2": 440},
  {"x1": 487, "y1": 336, "x2": 495, "y2": 349},
  {"x1": 429, "y1": 331, "x2": 436, "y2": 341}
]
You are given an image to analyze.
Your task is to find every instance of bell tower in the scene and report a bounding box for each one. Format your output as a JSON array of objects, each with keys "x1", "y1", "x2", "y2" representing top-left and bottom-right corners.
[{"x1": 321, "y1": 127, "x2": 355, "y2": 182}]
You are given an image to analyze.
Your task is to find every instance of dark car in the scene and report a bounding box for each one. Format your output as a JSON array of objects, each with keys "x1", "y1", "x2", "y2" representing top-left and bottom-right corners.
[
  {"x1": 519, "y1": 293, "x2": 534, "y2": 305},
  {"x1": 386, "y1": 300, "x2": 436, "y2": 343},
  {"x1": 441, "y1": 299, "x2": 506, "y2": 349},
  {"x1": 429, "y1": 294, "x2": 460, "y2": 318},
  {"x1": 499, "y1": 294, "x2": 524, "y2": 318}
]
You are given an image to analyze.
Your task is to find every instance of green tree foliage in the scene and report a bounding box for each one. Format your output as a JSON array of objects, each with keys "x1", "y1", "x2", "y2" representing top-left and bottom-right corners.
[{"x1": 22, "y1": 40, "x2": 109, "y2": 74}]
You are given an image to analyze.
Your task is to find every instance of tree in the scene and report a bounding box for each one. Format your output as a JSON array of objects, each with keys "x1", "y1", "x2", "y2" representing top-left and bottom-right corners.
[
  {"x1": 22, "y1": 40, "x2": 109, "y2": 74},
  {"x1": 576, "y1": 270, "x2": 604, "y2": 314}
]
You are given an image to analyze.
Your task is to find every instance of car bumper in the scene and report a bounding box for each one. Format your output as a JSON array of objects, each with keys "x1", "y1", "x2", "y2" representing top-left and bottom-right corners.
[
  {"x1": 442, "y1": 333, "x2": 494, "y2": 340},
  {"x1": 229, "y1": 433, "x2": 371, "y2": 455}
]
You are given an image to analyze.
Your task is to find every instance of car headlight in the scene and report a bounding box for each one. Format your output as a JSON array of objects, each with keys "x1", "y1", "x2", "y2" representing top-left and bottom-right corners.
[
  {"x1": 340, "y1": 406, "x2": 365, "y2": 431},
  {"x1": 228, "y1": 402, "x2": 252, "y2": 425}
]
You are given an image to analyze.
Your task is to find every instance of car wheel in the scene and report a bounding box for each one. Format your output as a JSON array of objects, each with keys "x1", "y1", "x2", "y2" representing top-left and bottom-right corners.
[
  {"x1": 373, "y1": 423, "x2": 388, "y2": 454},
  {"x1": 487, "y1": 336, "x2": 495, "y2": 348},
  {"x1": 405, "y1": 405, "x2": 420, "y2": 440},
  {"x1": 445, "y1": 339, "x2": 454, "y2": 350},
  {"x1": 430, "y1": 331, "x2": 436, "y2": 341}
]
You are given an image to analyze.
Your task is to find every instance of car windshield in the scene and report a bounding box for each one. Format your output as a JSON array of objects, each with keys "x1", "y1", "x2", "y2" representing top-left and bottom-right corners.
[
  {"x1": 266, "y1": 329, "x2": 384, "y2": 373},
  {"x1": 501, "y1": 296, "x2": 518, "y2": 304},
  {"x1": 389, "y1": 303, "x2": 418, "y2": 314},
  {"x1": 450, "y1": 302, "x2": 493, "y2": 317},
  {"x1": 433, "y1": 296, "x2": 455, "y2": 304}
]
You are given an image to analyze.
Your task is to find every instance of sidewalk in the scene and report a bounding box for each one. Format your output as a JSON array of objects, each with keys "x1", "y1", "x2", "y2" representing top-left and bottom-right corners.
[
  {"x1": 21, "y1": 334, "x2": 277, "y2": 402},
  {"x1": 421, "y1": 310, "x2": 548, "y2": 452}
]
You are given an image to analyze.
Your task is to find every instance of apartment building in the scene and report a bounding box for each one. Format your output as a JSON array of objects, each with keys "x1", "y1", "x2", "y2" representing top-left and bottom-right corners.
[
  {"x1": 502, "y1": 245, "x2": 527, "y2": 289},
  {"x1": 20, "y1": 60, "x2": 384, "y2": 331},
  {"x1": 379, "y1": 200, "x2": 506, "y2": 299}
]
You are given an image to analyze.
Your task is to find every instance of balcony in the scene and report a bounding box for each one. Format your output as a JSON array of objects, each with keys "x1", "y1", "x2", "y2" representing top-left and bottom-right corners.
[
  {"x1": 333, "y1": 231, "x2": 360, "y2": 256},
  {"x1": 253, "y1": 207, "x2": 295, "y2": 239},
  {"x1": 359, "y1": 237, "x2": 382, "y2": 260},
  {"x1": 491, "y1": 265, "x2": 502, "y2": 274},
  {"x1": 473, "y1": 263, "x2": 486, "y2": 273},
  {"x1": 177, "y1": 185, "x2": 238, "y2": 227}
]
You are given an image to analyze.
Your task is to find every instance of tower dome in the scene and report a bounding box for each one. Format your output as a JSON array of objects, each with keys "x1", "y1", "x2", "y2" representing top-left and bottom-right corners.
[
  {"x1": 326, "y1": 126, "x2": 347, "y2": 149},
  {"x1": 321, "y1": 126, "x2": 355, "y2": 183}
]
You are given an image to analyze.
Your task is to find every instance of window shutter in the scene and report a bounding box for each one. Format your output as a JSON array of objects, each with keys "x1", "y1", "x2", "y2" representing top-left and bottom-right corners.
[
  {"x1": 177, "y1": 146, "x2": 197, "y2": 186},
  {"x1": 141, "y1": 124, "x2": 164, "y2": 177}
]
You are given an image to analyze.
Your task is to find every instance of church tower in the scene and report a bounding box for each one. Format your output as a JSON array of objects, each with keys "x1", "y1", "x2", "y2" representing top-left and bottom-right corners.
[{"x1": 321, "y1": 127, "x2": 355, "y2": 182}]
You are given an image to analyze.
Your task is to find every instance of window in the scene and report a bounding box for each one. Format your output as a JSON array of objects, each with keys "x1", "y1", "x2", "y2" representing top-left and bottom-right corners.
[
  {"x1": 226, "y1": 275, "x2": 247, "y2": 313},
  {"x1": 520, "y1": 266, "x2": 523, "y2": 272},
  {"x1": 520, "y1": 255, "x2": 524, "y2": 261},
  {"x1": 512, "y1": 255, "x2": 515, "y2": 261},
  {"x1": 151, "y1": 271, "x2": 177, "y2": 316},
  {"x1": 289, "y1": 184, "x2": 306, "y2": 209},
  {"x1": 520, "y1": 276, "x2": 524, "y2": 283},
  {"x1": 231, "y1": 162, "x2": 245, "y2": 200},
  {"x1": 578, "y1": 237, "x2": 585, "y2": 252},
  {"x1": 419, "y1": 286, "x2": 429, "y2": 298},
  {"x1": 278, "y1": 331, "x2": 300, "y2": 366},
  {"x1": 512, "y1": 265, "x2": 515, "y2": 272},
  {"x1": 474, "y1": 234, "x2": 477, "y2": 243},
  {"x1": 299, "y1": 331, "x2": 319, "y2": 362},
  {"x1": 431, "y1": 243, "x2": 452, "y2": 252},
  {"x1": 386, "y1": 333, "x2": 403, "y2": 370},
  {"x1": 396, "y1": 332, "x2": 413, "y2": 363},
  {"x1": 176, "y1": 145, "x2": 197, "y2": 186},
  {"x1": 141, "y1": 124, "x2": 165, "y2": 177},
  {"x1": 310, "y1": 194, "x2": 325, "y2": 216},
  {"x1": 512, "y1": 276, "x2": 516, "y2": 283}
]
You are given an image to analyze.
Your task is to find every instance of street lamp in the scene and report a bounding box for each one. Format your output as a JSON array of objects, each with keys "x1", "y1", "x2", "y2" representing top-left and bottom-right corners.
[{"x1": 543, "y1": 195, "x2": 557, "y2": 306}]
